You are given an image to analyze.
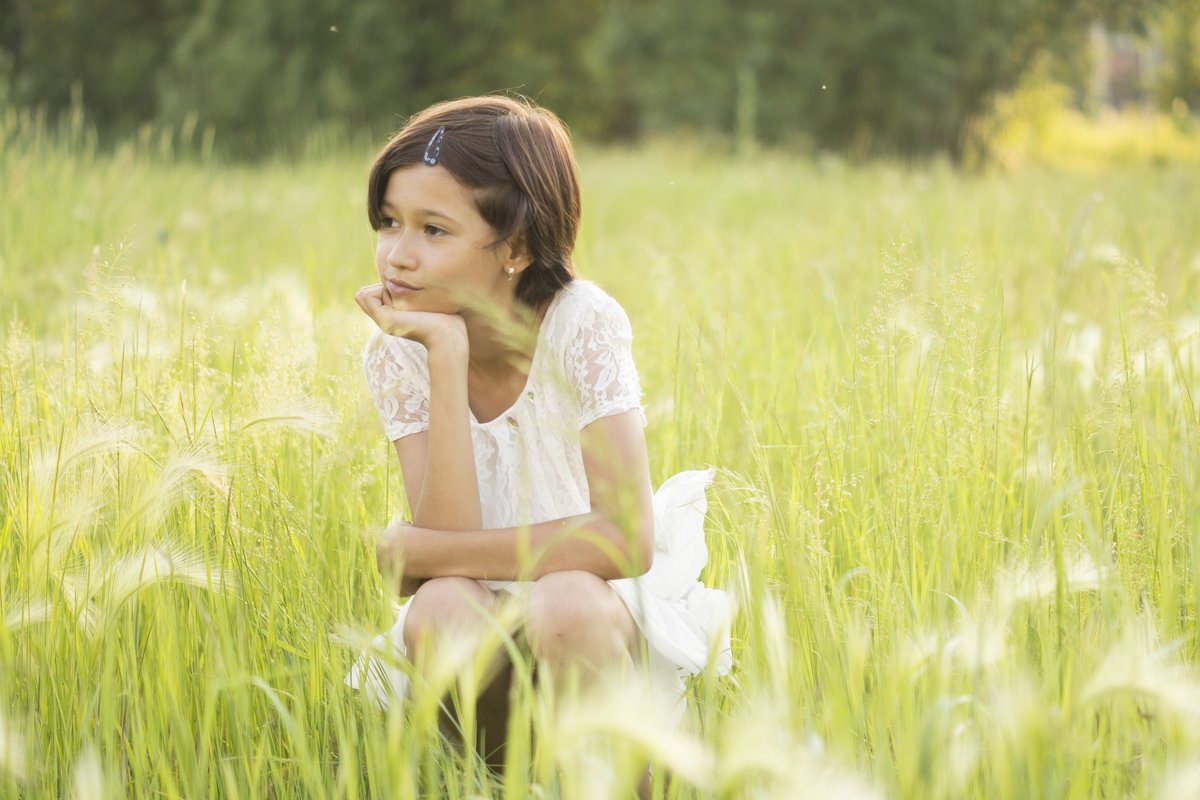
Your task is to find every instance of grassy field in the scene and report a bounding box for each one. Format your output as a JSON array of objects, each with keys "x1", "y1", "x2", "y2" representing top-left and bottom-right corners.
[{"x1": 2, "y1": 107, "x2": 1200, "y2": 799}]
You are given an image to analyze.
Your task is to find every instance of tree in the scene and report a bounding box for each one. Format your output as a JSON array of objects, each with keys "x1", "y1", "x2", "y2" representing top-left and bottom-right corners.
[{"x1": 0, "y1": 0, "x2": 1181, "y2": 159}]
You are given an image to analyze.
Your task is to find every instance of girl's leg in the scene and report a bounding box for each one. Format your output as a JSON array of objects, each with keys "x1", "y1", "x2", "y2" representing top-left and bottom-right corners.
[
  {"x1": 525, "y1": 571, "x2": 652, "y2": 798},
  {"x1": 403, "y1": 577, "x2": 514, "y2": 768},
  {"x1": 524, "y1": 570, "x2": 641, "y2": 681},
  {"x1": 402, "y1": 576, "x2": 498, "y2": 652}
]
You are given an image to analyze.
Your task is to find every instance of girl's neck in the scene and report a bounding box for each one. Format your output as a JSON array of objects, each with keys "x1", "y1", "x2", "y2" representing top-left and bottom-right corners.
[{"x1": 462, "y1": 301, "x2": 543, "y2": 377}]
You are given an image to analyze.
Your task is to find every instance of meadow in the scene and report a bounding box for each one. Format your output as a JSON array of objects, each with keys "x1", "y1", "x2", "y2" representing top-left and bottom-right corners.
[{"x1": 2, "y1": 106, "x2": 1200, "y2": 798}]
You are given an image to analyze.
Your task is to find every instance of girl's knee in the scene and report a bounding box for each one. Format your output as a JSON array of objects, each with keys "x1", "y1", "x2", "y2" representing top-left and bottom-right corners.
[
  {"x1": 525, "y1": 571, "x2": 633, "y2": 657},
  {"x1": 403, "y1": 577, "x2": 492, "y2": 649}
]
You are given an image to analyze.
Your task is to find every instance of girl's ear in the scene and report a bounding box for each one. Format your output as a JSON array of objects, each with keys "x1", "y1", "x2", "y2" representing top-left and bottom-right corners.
[{"x1": 504, "y1": 234, "x2": 534, "y2": 275}]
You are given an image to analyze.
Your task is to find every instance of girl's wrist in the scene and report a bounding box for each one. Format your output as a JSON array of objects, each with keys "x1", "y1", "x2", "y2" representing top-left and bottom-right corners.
[
  {"x1": 422, "y1": 321, "x2": 469, "y2": 360},
  {"x1": 425, "y1": 340, "x2": 469, "y2": 376}
]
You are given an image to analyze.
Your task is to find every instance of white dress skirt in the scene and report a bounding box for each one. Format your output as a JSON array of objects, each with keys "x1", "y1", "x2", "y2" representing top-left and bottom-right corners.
[{"x1": 346, "y1": 281, "x2": 733, "y2": 720}]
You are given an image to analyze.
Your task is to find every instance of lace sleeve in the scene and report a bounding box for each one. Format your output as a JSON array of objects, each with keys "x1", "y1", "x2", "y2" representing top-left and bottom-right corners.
[
  {"x1": 562, "y1": 288, "x2": 647, "y2": 429},
  {"x1": 362, "y1": 331, "x2": 431, "y2": 441}
]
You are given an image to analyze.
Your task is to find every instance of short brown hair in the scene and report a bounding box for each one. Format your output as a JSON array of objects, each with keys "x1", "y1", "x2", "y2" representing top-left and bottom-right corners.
[{"x1": 367, "y1": 96, "x2": 580, "y2": 310}]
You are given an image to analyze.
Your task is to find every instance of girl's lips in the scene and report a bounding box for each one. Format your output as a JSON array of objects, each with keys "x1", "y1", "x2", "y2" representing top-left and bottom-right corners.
[{"x1": 386, "y1": 279, "x2": 421, "y2": 295}]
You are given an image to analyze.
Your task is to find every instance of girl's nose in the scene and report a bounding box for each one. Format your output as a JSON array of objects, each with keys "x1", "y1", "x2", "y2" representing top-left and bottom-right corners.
[{"x1": 386, "y1": 231, "x2": 416, "y2": 269}]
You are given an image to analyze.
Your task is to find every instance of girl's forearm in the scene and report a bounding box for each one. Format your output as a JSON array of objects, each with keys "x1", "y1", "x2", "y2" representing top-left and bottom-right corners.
[
  {"x1": 397, "y1": 513, "x2": 655, "y2": 583},
  {"x1": 413, "y1": 340, "x2": 483, "y2": 530}
]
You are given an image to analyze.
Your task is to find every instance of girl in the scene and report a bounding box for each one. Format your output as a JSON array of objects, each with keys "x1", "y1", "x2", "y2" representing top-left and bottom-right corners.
[{"x1": 345, "y1": 95, "x2": 731, "y2": 778}]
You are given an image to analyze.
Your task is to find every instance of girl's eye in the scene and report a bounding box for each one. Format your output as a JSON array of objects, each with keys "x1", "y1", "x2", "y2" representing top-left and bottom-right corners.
[
  {"x1": 380, "y1": 217, "x2": 400, "y2": 229},
  {"x1": 424, "y1": 224, "x2": 446, "y2": 237}
]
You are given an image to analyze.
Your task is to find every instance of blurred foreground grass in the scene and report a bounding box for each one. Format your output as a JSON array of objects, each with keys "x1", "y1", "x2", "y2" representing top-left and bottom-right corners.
[{"x1": 2, "y1": 107, "x2": 1200, "y2": 798}]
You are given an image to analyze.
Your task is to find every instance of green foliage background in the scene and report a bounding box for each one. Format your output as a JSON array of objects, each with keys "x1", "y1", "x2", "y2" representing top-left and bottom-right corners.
[{"x1": 2, "y1": 0, "x2": 1196, "y2": 158}]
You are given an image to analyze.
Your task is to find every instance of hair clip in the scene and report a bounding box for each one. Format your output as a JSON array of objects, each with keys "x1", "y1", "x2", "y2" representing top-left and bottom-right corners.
[{"x1": 423, "y1": 126, "x2": 446, "y2": 166}]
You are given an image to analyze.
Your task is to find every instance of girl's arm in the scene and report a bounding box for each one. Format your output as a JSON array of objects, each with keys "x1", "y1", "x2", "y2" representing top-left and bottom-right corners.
[
  {"x1": 357, "y1": 284, "x2": 483, "y2": 595},
  {"x1": 389, "y1": 337, "x2": 480, "y2": 596},
  {"x1": 394, "y1": 333, "x2": 481, "y2": 530},
  {"x1": 357, "y1": 282, "x2": 482, "y2": 529},
  {"x1": 377, "y1": 409, "x2": 656, "y2": 582}
]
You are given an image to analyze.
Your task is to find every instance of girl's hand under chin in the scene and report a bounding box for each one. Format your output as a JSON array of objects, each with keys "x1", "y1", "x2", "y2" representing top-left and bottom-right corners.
[{"x1": 354, "y1": 283, "x2": 467, "y2": 351}]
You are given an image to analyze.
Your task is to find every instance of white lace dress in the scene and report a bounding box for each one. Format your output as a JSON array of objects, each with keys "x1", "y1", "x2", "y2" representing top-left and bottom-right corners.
[{"x1": 345, "y1": 279, "x2": 732, "y2": 720}]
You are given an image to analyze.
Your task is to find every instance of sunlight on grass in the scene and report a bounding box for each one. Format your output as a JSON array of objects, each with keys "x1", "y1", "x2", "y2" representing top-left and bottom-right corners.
[{"x1": 1, "y1": 107, "x2": 1199, "y2": 797}]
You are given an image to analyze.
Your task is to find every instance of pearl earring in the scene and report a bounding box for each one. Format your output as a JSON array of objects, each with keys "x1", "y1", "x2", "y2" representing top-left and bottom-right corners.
[{"x1": 505, "y1": 266, "x2": 515, "y2": 282}]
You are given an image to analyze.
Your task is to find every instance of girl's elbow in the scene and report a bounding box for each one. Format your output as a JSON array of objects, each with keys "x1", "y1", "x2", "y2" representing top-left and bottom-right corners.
[
  {"x1": 628, "y1": 514, "x2": 656, "y2": 578},
  {"x1": 597, "y1": 509, "x2": 655, "y2": 578},
  {"x1": 636, "y1": 538, "x2": 656, "y2": 577}
]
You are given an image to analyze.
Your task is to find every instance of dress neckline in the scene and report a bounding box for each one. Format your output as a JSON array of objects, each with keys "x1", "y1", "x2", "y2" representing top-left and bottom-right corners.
[{"x1": 468, "y1": 282, "x2": 572, "y2": 427}]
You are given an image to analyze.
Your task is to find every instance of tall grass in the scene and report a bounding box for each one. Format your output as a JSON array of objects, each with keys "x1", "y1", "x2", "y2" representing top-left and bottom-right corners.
[{"x1": 2, "y1": 106, "x2": 1199, "y2": 797}]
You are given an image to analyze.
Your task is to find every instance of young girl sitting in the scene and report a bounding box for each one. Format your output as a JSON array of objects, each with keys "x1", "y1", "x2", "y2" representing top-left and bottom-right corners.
[{"x1": 345, "y1": 95, "x2": 731, "y2": 774}]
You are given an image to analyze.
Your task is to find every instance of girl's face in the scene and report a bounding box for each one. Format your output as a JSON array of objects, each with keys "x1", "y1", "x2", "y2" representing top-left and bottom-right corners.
[{"x1": 374, "y1": 164, "x2": 522, "y2": 316}]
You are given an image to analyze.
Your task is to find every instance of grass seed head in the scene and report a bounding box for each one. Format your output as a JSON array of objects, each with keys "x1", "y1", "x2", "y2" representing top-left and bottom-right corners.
[
  {"x1": 92, "y1": 542, "x2": 238, "y2": 632},
  {"x1": 0, "y1": 713, "x2": 27, "y2": 784},
  {"x1": 1080, "y1": 612, "x2": 1200, "y2": 717},
  {"x1": 237, "y1": 395, "x2": 336, "y2": 439},
  {"x1": 71, "y1": 743, "x2": 107, "y2": 800},
  {"x1": 994, "y1": 550, "x2": 1111, "y2": 615}
]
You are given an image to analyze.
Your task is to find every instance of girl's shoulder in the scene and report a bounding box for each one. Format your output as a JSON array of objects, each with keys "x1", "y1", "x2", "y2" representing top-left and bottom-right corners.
[
  {"x1": 542, "y1": 279, "x2": 644, "y2": 424},
  {"x1": 552, "y1": 277, "x2": 621, "y2": 311},
  {"x1": 543, "y1": 279, "x2": 633, "y2": 345}
]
